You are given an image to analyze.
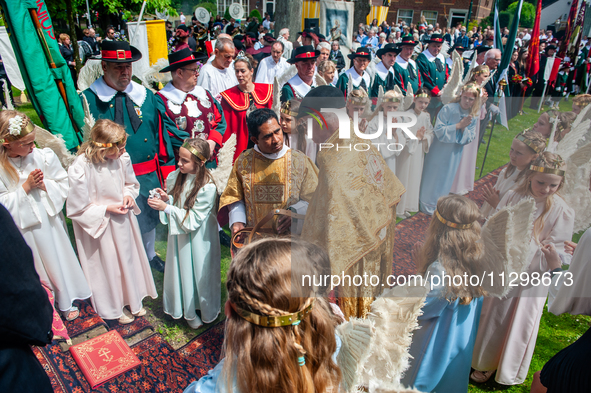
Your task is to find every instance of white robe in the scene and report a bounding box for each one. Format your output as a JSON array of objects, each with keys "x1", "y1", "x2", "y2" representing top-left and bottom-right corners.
[
  {"x1": 480, "y1": 166, "x2": 522, "y2": 218},
  {"x1": 255, "y1": 56, "x2": 290, "y2": 84},
  {"x1": 67, "y1": 153, "x2": 157, "y2": 320},
  {"x1": 395, "y1": 110, "x2": 433, "y2": 215},
  {"x1": 160, "y1": 172, "x2": 221, "y2": 325},
  {"x1": 197, "y1": 62, "x2": 238, "y2": 101},
  {"x1": 366, "y1": 114, "x2": 406, "y2": 176},
  {"x1": 472, "y1": 191, "x2": 575, "y2": 385},
  {"x1": 0, "y1": 148, "x2": 91, "y2": 311}
]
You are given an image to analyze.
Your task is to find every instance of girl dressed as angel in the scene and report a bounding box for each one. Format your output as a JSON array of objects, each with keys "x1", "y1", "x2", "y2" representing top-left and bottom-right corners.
[
  {"x1": 0, "y1": 110, "x2": 91, "y2": 321},
  {"x1": 67, "y1": 119, "x2": 157, "y2": 324},
  {"x1": 532, "y1": 110, "x2": 577, "y2": 151},
  {"x1": 419, "y1": 83, "x2": 480, "y2": 215},
  {"x1": 450, "y1": 65, "x2": 490, "y2": 196},
  {"x1": 366, "y1": 89, "x2": 406, "y2": 176},
  {"x1": 471, "y1": 152, "x2": 575, "y2": 385},
  {"x1": 183, "y1": 238, "x2": 342, "y2": 393},
  {"x1": 402, "y1": 195, "x2": 486, "y2": 392},
  {"x1": 480, "y1": 130, "x2": 547, "y2": 217},
  {"x1": 395, "y1": 87, "x2": 433, "y2": 218},
  {"x1": 148, "y1": 138, "x2": 221, "y2": 329}
]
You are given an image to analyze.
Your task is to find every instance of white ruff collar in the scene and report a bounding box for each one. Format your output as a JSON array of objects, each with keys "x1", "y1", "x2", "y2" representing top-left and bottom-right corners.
[
  {"x1": 254, "y1": 143, "x2": 289, "y2": 160},
  {"x1": 395, "y1": 56, "x2": 416, "y2": 70},
  {"x1": 421, "y1": 49, "x2": 445, "y2": 63},
  {"x1": 159, "y1": 82, "x2": 209, "y2": 105},
  {"x1": 345, "y1": 67, "x2": 371, "y2": 88},
  {"x1": 288, "y1": 74, "x2": 316, "y2": 98},
  {"x1": 375, "y1": 61, "x2": 394, "y2": 81},
  {"x1": 90, "y1": 76, "x2": 147, "y2": 107}
]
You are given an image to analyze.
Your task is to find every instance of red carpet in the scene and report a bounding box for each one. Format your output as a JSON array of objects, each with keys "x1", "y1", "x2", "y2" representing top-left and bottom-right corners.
[{"x1": 34, "y1": 168, "x2": 503, "y2": 392}]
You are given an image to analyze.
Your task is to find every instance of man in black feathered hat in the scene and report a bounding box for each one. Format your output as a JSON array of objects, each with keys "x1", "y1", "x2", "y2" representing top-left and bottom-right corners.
[
  {"x1": 156, "y1": 48, "x2": 225, "y2": 169},
  {"x1": 335, "y1": 47, "x2": 372, "y2": 97},
  {"x1": 81, "y1": 40, "x2": 189, "y2": 272}
]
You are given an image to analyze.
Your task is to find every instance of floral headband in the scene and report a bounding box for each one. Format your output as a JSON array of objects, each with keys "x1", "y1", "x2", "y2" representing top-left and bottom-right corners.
[{"x1": 0, "y1": 116, "x2": 35, "y2": 144}]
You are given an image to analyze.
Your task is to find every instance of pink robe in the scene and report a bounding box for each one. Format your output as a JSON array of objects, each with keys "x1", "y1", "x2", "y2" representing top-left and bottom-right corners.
[
  {"x1": 67, "y1": 153, "x2": 157, "y2": 320},
  {"x1": 472, "y1": 191, "x2": 575, "y2": 385}
]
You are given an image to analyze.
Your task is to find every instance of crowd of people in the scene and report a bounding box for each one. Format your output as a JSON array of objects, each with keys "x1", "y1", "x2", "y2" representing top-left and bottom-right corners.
[{"x1": 2, "y1": 10, "x2": 591, "y2": 393}]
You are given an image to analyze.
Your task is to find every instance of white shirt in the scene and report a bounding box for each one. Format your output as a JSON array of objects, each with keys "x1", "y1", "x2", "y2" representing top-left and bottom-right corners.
[
  {"x1": 263, "y1": 19, "x2": 272, "y2": 30},
  {"x1": 255, "y1": 56, "x2": 290, "y2": 84},
  {"x1": 523, "y1": 33, "x2": 531, "y2": 41},
  {"x1": 254, "y1": 41, "x2": 263, "y2": 50},
  {"x1": 197, "y1": 62, "x2": 238, "y2": 101},
  {"x1": 180, "y1": 14, "x2": 186, "y2": 24}
]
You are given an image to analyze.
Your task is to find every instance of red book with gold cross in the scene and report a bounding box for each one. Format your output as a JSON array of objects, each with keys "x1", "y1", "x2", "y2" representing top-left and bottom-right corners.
[{"x1": 70, "y1": 330, "x2": 140, "y2": 388}]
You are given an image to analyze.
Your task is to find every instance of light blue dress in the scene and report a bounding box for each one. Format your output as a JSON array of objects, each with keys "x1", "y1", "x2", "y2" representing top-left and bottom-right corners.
[
  {"x1": 160, "y1": 171, "x2": 221, "y2": 326},
  {"x1": 401, "y1": 261, "x2": 483, "y2": 392},
  {"x1": 183, "y1": 336, "x2": 342, "y2": 392},
  {"x1": 418, "y1": 102, "x2": 477, "y2": 214}
]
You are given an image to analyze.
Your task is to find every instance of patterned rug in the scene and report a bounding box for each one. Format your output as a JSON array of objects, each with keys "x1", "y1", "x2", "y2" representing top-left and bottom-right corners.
[{"x1": 34, "y1": 168, "x2": 503, "y2": 392}]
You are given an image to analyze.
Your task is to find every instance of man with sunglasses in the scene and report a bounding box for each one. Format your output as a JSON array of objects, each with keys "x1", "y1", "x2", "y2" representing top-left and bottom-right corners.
[{"x1": 157, "y1": 48, "x2": 226, "y2": 169}]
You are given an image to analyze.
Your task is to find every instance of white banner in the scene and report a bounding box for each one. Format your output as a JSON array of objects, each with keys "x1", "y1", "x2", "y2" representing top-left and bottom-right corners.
[
  {"x1": 0, "y1": 26, "x2": 25, "y2": 91},
  {"x1": 126, "y1": 21, "x2": 150, "y2": 84}
]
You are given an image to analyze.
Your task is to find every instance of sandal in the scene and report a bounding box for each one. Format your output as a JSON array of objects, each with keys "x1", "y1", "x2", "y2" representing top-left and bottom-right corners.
[
  {"x1": 470, "y1": 370, "x2": 495, "y2": 383},
  {"x1": 62, "y1": 306, "x2": 79, "y2": 321},
  {"x1": 118, "y1": 314, "x2": 135, "y2": 324},
  {"x1": 132, "y1": 307, "x2": 146, "y2": 317}
]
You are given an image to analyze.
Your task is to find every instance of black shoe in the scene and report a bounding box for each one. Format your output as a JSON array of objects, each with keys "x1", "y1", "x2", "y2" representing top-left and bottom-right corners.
[
  {"x1": 149, "y1": 255, "x2": 165, "y2": 273},
  {"x1": 219, "y1": 230, "x2": 231, "y2": 248}
]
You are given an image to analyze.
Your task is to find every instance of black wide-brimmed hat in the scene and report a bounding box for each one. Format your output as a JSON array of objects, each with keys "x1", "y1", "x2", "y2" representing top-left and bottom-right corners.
[
  {"x1": 376, "y1": 43, "x2": 401, "y2": 58},
  {"x1": 159, "y1": 48, "x2": 208, "y2": 73},
  {"x1": 475, "y1": 45, "x2": 492, "y2": 54},
  {"x1": 287, "y1": 45, "x2": 319, "y2": 64},
  {"x1": 347, "y1": 47, "x2": 372, "y2": 60},
  {"x1": 263, "y1": 33, "x2": 276, "y2": 43},
  {"x1": 398, "y1": 36, "x2": 418, "y2": 47},
  {"x1": 297, "y1": 28, "x2": 319, "y2": 37},
  {"x1": 427, "y1": 34, "x2": 444, "y2": 44},
  {"x1": 95, "y1": 40, "x2": 142, "y2": 63},
  {"x1": 449, "y1": 43, "x2": 466, "y2": 53},
  {"x1": 297, "y1": 85, "x2": 346, "y2": 119}
]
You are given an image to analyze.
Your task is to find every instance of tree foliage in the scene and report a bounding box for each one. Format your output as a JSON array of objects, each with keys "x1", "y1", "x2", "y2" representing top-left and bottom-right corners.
[
  {"x1": 249, "y1": 9, "x2": 262, "y2": 21},
  {"x1": 508, "y1": 1, "x2": 536, "y2": 28}
]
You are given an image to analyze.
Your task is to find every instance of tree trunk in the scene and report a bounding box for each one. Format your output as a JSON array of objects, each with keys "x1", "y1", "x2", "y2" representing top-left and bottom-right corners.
[
  {"x1": 65, "y1": 0, "x2": 82, "y2": 73},
  {"x1": 354, "y1": 0, "x2": 372, "y2": 30},
  {"x1": 274, "y1": 0, "x2": 302, "y2": 41}
]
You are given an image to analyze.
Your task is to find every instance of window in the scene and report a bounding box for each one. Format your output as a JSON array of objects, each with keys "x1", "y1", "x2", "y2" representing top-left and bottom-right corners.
[
  {"x1": 449, "y1": 9, "x2": 468, "y2": 28},
  {"x1": 421, "y1": 11, "x2": 438, "y2": 27},
  {"x1": 397, "y1": 10, "x2": 414, "y2": 26}
]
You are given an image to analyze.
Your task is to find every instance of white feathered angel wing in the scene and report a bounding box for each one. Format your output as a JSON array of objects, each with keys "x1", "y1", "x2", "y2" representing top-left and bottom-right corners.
[
  {"x1": 315, "y1": 72, "x2": 328, "y2": 87},
  {"x1": 404, "y1": 83, "x2": 414, "y2": 111},
  {"x1": 572, "y1": 103, "x2": 591, "y2": 129},
  {"x1": 143, "y1": 58, "x2": 173, "y2": 92},
  {"x1": 441, "y1": 41, "x2": 450, "y2": 59},
  {"x1": 555, "y1": 119, "x2": 591, "y2": 158},
  {"x1": 440, "y1": 55, "x2": 462, "y2": 105},
  {"x1": 561, "y1": 141, "x2": 591, "y2": 232},
  {"x1": 366, "y1": 60, "x2": 377, "y2": 84},
  {"x1": 337, "y1": 285, "x2": 427, "y2": 393},
  {"x1": 210, "y1": 133, "x2": 237, "y2": 195},
  {"x1": 277, "y1": 64, "x2": 297, "y2": 87},
  {"x1": 80, "y1": 93, "x2": 95, "y2": 142},
  {"x1": 34, "y1": 126, "x2": 76, "y2": 169},
  {"x1": 480, "y1": 69, "x2": 495, "y2": 89},
  {"x1": 477, "y1": 198, "x2": 536, "y2": 298},
  {"x1": 77, "y1": 59, "x2": 103, "y2": 92},
  {"x1": 462, "y1": 57, "x2": 476, "y2": 85}
]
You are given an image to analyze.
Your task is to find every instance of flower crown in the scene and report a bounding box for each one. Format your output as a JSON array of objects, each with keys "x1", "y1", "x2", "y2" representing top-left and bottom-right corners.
[{"x1": 0, "y1": 115, "x2": 35, "y2": 144}]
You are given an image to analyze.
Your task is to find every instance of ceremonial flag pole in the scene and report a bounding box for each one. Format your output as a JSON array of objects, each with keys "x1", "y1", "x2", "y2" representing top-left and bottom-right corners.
[
  {"x1": 0, "y1": 0, "x2": 84, "y2": 150},
  {"x1": 527, "y1": 0, "x2": 542, "y2": 110},
  {"x1": 480, "y1": 118, "x2": 498, "y2": 178}
]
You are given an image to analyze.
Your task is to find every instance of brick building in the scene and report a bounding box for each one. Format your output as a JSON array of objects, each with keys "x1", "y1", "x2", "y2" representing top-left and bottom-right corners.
[{"x1": 386, "y1": 0, "x2": 492, "y2": 28}]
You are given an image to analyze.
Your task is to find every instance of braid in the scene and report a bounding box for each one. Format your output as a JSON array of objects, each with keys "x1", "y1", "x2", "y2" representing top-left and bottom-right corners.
[{"x1": 233, "y1": 284, "x2": 289, "y2": 316}]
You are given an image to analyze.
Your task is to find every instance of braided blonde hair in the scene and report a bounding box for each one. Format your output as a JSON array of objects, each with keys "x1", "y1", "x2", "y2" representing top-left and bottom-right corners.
[{"x1": 224, "y1": 238, "x2": 341, "y2": 393}]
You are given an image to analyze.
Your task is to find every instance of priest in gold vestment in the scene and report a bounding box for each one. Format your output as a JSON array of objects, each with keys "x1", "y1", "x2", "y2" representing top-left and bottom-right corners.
[
  {"x1": 219, "y1": 109, "x2": 318, "y2": 236},
  {"x1": 299, "y1": 86, "x2": 405, "y2": 320}
]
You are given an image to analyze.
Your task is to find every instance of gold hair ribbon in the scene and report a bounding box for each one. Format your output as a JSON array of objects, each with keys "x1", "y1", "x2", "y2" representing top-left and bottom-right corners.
[
  {"x1": 415, "y1": 93, "x2": 430, "y2": 98},
  {"x1": 435, "y1": 209, "x2": 474, "y2": 229},
  {"x1": 182, "y1": 141, "x2": 207, "y2": 162},
  {"x1": 383, "y1": 96, "x2": 402, "y2": 103},
  {"x1": 529, "y1": 165, "x2": 565, "y2": 177},
  {"x1": 92, "y1": 141, "x2": 114, "y2": 148},
  {"x1": 230, "y1": 300, "x2": 315, "y2": 327},
  {"x1": 348, "y1": 96, "x2": 369, "y2": 105},
  {"x1": 516, "y1": 134, "x2": 544, "y2": 153}
]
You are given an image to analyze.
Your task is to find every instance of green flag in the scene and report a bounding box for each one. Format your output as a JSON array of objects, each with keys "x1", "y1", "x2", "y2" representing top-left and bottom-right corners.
[
  {"x1": 493, "y1": 0, "x2": 503, "y2": 51},
  {"x1": 495, "y1": 0, "x2": 524, "y2": 94},
  {"x1": 0, "y1": 0, "x2": 84, "y2": 150}
]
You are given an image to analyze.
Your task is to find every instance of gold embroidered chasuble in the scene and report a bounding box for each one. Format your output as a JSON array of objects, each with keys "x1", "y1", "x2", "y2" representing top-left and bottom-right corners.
[
  {"x1": 301, "y1": 129, "x2": 405, "y2": 319},
  {"x1": 219, "y1": 148, "x2": 319, "y2": 227}
]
